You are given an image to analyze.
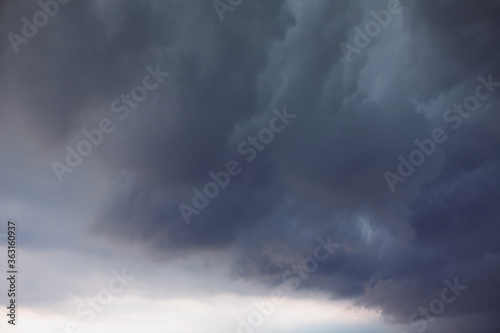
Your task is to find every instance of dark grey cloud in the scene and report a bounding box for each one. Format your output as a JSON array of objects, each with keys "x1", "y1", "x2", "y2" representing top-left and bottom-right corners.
[{"x1": 0, "y1": 0, "x2": 499, "y2": 332}]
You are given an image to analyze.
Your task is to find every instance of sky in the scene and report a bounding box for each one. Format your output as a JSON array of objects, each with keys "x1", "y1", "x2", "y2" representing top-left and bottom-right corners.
[{"x1": 0, "y1": 0, "x2": 499, "y2": 332}]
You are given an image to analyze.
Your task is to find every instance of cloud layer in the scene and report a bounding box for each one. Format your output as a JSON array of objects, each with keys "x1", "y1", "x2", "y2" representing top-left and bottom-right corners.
[{"x1": 1, "y1": 0, "x2": 499, "y2": 332}]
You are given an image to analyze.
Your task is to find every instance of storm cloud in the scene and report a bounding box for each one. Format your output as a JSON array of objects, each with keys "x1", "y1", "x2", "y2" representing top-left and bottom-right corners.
[{"x1": 0, "y1": 0, "x2": 499, "y2": 332}]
